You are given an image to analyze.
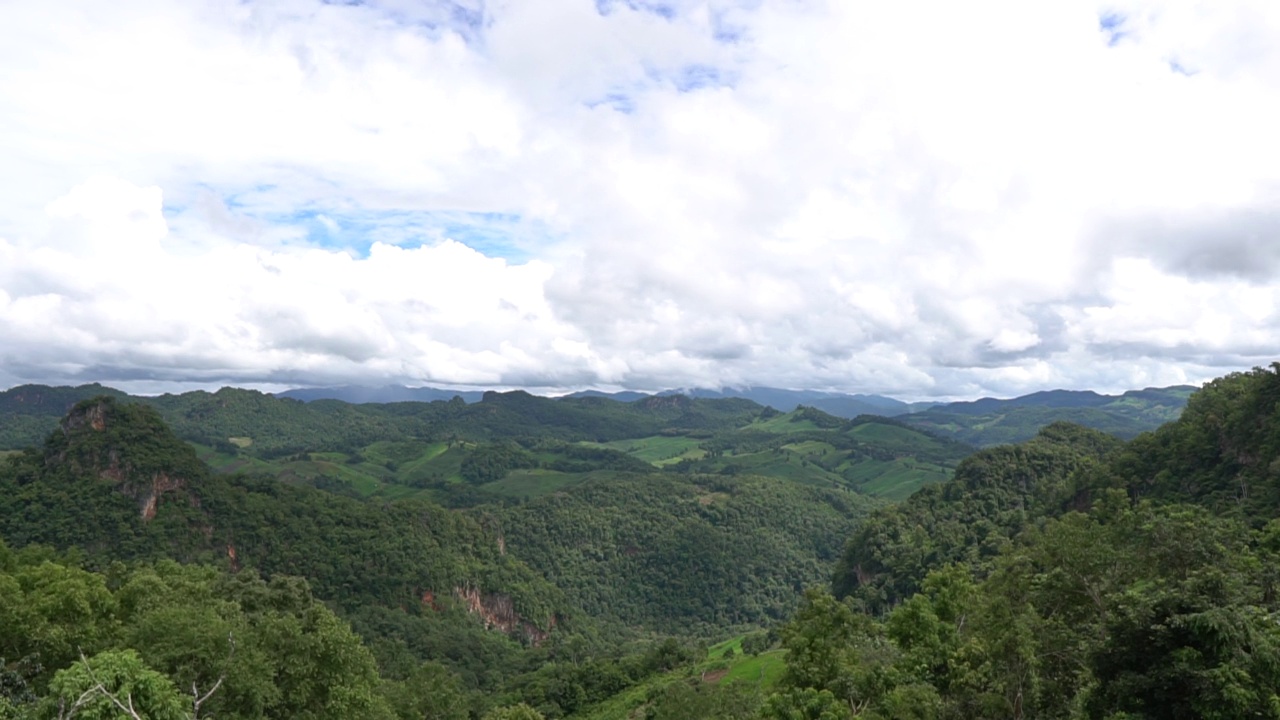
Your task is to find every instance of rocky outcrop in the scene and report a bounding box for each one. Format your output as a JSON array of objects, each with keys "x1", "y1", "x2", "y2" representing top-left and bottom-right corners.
[
  {"x1": 451, "y1": 585, "x2": 555, "y2": 645},
  {"x1": 61, "y1": 400, "x2": 108, "y2": 432},
  {"x1": 49, "y1": 397, "x2": 200, "y2": 521},
  {"x1": 137, "y1": 472, "x2": 185, "y2": 521}
]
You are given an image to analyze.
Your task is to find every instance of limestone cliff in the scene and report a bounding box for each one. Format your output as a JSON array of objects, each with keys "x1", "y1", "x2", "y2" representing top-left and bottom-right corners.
[{"x1": 45, "y1": 396, "x2": 205, "y2": 521}]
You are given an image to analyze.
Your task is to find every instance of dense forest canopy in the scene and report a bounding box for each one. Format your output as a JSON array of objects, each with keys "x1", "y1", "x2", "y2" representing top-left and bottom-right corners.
[{"x1": 1, "y1": 366, "x2": 1278, "y2": 718}]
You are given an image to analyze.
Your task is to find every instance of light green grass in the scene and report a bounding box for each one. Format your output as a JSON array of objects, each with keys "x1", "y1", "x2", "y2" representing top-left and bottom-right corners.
[
  {"x1": 275, "y1": 458, "x2": 387, "y2": 496},
  {"x1": 721, "y1": 649, "x2": 786, "y2": 686},
  {"x1": 842, "y1": 459, "x2": 952, "y2": 500},
  {"x1": 586, "y1": 436, "x2": 706, "y2": 465},
  {"x1": 396, "y1": 444, "x2": 469, "y2": 485},
  {"x1": 227, "y1": 436, "x2": 252, "y2": 448},
  {"x1": 713, "y1": 450, "x2": 845, "y2": 486},
  {"x1": 847, "y1": 422, "x2": 920, "y2": 443},
  {"x1": 779, "y1": 440, "x2": 838, "y2": 455},
  {"x1": 570, "y1": 641, "x2": 786, "y2": 720},
  {"x1": 707, "y1": 635, "x2": 745, "y2": 658},
  {"x1": 748, "y1": 413, "x2": 824, "y2": 433}
]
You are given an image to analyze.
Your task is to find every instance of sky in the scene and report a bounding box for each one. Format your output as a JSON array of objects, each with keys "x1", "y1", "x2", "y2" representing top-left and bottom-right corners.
[{"x1": 1, "y1": 0, "x2": 1279, "y2": 400}]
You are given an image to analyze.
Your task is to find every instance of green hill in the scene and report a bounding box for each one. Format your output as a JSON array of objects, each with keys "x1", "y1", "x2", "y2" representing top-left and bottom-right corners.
[
  {"x1": 768, "y1": 366, "x2": 1280, "y2": 719},
  {"x1": 0, "y1": 397, "x2": 568, "y2": 694},
  {"x1": 0, "y1": 387, "x2": 970, "y2": 505},
  {"x1": 493, "y1": 473, "x2": 874, "y2": 634},
  {"x1": 5, "y1": 368, "x2": 1269, "y2": 720},
  {"x1": 0, "y1": 395, "x2": 877, "y2": 718},
  {"x1": 899, "y1": 385, "x2": 1194, "y2": 446}
]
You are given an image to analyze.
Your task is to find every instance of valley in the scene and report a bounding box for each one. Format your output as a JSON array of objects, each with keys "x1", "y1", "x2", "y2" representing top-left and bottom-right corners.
[{"x1": 5, "y1": 368, "x2": 1280, "y2": 718}]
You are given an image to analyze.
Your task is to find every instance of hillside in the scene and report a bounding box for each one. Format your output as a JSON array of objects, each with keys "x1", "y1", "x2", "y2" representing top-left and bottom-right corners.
[
  {"x1": 0, "y1": 395, "x2": 878, "y2": 717},
  {"x1": 0, "y1": 386, "x2": 970, "y2": 503},
  {"x1": 0, "y1": 398, "x2": 571, "y2": 689},
  {"x1": 3, "y1": 366, "x2": 1280, "y2": 718},
  {"x1": 280, "y1": 384, "x2": 927, "y2": 417},
  {"x1": 898, "y1": 384, "x2": 1194, "y2": 446},
  {"x1": 177, "y1": 403, "x2": 967, "y2": 505},
  {"x1": 2, "y1": 382, "x2": 1194, "y2": 463},
  {"x1": 767, "y1": 365, "x2": 1280, "y2": 719},
  {"x1": 0, "y1": 382, "x2": 131, "y2": 448},
  {"x1": 493, "y1": 473, "x2": 870, "y2": 634}
]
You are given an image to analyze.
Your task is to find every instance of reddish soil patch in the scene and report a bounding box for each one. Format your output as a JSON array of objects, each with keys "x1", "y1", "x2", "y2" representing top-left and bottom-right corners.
[{"x1": 702, "y1": 668, "x2": 729, "y2": 684}]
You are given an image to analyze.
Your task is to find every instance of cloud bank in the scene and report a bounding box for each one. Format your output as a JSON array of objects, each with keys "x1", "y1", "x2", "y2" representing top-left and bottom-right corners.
[{"x1": 2, "y1": 0, "x2": 1279, "y2": 398}]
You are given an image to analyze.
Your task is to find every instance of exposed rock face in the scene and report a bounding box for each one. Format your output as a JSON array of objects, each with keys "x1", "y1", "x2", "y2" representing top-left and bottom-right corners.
[
  {"x1": 61, "y1": 401, "x2": 108, "y2": 432},
  {"x1": 51, "y1": 397, "x2": 197, "y2": 521},
  {"x1": 138, "y1": 472, "x2": 185, "y2": 521},
  {"x1": 452, "y1": 585, "x2": 554, "y2": 645}
]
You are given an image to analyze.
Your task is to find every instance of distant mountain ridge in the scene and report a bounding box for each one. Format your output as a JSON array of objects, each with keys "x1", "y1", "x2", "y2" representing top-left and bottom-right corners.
[
  {"x1": 0, "y1": 381, "x2": 1196, "y2": 453},
  {"x1": 270, "y1": 383, "x2": 1194, "y2": 435},
  {"x1": 278, "y1": 384, "x2": 932, "y2": 416},
  {"x1": 276, "y1": 384, "x2": 487, "y2": 403},
  {"x1": 900, "y1": 385, "x2": 1197, "y2": 446}
]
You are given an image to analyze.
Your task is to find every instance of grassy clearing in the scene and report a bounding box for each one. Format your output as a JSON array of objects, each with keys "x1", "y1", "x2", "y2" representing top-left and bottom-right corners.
[
  {"x1": 571, "y1": 639, "x2": 786, "y2": 720},
  {"x1": 721, "y1": 649, "x2": 786, "y2": 686},
  {"x1": 848, "y1": 422, "x2": 921, "y2": 443},
  {"x1": 227, "y1": 436, "x2": 252, "y2": 448},
  {"x1": 779, "y1": 439, "x2": 838, "y2": 455},
  {"x1": 190, "y1": 444, "x2": 274, "y2": 475},
  {"x1": 713, "y1": 449, "x2": 845, "y2": 487},
  {"x1": 587, "y1": 435, "x2": 705, "y2": 465},
  {"x1": 396, "y1": 444, "x2": 468, "y2": 485},
  {"x1": 843, "y1": 459, "x2": 951, "y2": 501},
  {"x1": 273, "y1": 458, "x2": 386, "y2": 495},
  {"x1": 748, "y1": 413, "x2": 824, "y2": 434},
  {"x1": 707, "y1": 635, "x2": 745, "y2": 658}
]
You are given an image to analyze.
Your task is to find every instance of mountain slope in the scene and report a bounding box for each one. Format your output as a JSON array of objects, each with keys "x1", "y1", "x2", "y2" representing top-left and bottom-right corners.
[
  {"x1": 0, "y1": 398, "x2": 567, "y2": 654},
  {"x1": 493, "y1": 472, "x2": 874, "y2": 634},
  {"x1": 768, "y1": 367, "x2": 1280, "y2": 720},
  {"x1": 899, "y1": 385, "x2": 1194, "y2": 446},
  {"x1": 0, "y1": 382, "x2": 131, "y2": 449}
]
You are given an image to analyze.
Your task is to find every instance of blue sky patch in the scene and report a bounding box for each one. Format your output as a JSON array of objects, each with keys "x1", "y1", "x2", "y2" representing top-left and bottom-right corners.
[
  {"x1": 673, "y1": 64, "x2": 733, "y2": 92},
  {"x1": 596, "y1": 0, "x2": 676, "y2": 20},
  {"x1": 586, "y1": 92, "x2": 637, "y2": 114},
  {"x1": 1099, "y1": 11, "x2": 1128, "y2": 46},
  {"x1": 317, "y1": 0, "x2": 488, "y2": 44},
  {"x1": 241, "y1": 206, "x2": 547, "y2": 263}
]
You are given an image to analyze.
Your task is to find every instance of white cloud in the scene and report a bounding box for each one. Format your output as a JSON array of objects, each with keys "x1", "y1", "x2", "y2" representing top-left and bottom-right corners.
[{"x1": 1, "y1": 0, "x2": 1279, "y2": 398}]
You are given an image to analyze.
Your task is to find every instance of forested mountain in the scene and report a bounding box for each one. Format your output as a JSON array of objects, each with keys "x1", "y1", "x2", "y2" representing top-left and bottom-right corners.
[
  {"x1": 4, "y1": 366, "x2": 1276, "y2": 719},
  {"x1": 654, "y1": 388, "x2": 927, "y2": 418},
  {"x1": 763, "y1": 365, "x2": 1280, "y2": 719},
  {"x1": 899, "y1": 385, "x2": 1194, "y2": 446},
  {"x1": 277, "y1": 385, "x2": 487, "y2": 404},
  {"x1": 278, "y1": 385, "x2": 924, "y2": 417},
  {"x1": 0, "y1": 383, "x2": 131, "y2": 449},
  {"x1": 0, "y1": 385, "x2": 967, "y2": 502},
  {"x1": 2, "y1": 381, "x2": 1193, "y2": 461},
  {"x1": 0, "y1": 395, "x2": 873, "y2": 718}
]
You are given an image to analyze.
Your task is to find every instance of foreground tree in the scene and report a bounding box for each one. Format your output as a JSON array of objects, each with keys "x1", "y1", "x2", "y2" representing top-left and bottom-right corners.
[{"x1": 43, "y1": 650, "x2": 186, "y2": 720}]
